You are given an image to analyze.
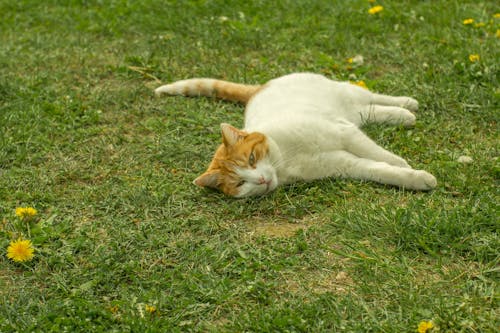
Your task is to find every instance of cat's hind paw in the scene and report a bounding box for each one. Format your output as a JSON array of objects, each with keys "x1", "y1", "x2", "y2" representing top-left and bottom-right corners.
[
  {"x1": 391, "y1": 156, "x2": 411, "y2": 168},
  {"x1": 401, "y1": 112, "x2": 416, "y2": 127},
  {"x1": 411, "y1": 170, "x2": 437, "y2": 191},
  {"x1": 403, "y1": 98, "x2": 419, "y2": 112}
]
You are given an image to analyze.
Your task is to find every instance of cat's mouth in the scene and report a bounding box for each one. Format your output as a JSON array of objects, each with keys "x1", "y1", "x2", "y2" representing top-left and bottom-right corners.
[
  {"x1": 263, "y1": 177, "x2": 278, "y2": 194},
  {"x1": 259, "y1": 177, "x2": 273, "y2": 189},
  {"x1": 262, "y1": 182, "x2": 272, "y2": 194}
]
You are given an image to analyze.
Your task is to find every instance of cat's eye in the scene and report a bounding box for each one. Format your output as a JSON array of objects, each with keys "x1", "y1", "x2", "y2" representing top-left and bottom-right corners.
[
  {"x1": 237, "y1": 180, "x2": 246, "y2": 187},
  {"x1": 248, "y1": 152, "x2": 256, "y2": 166}
]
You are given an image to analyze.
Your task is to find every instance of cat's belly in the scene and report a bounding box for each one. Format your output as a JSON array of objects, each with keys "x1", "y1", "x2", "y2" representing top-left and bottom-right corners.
[{"x1": 245, "y1": 73, "x2": 370, "y2": 128}]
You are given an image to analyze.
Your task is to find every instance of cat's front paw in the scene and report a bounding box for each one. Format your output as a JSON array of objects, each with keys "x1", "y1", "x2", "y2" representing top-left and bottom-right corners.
[{"x1": 411, "y1": 170, "x2": 437, "y2": 190}]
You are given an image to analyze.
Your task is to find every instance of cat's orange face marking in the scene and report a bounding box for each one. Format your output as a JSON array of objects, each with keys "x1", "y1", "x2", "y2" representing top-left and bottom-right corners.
[{"x1": 194, "y1": 124, "x2": 277, "y2": 197}]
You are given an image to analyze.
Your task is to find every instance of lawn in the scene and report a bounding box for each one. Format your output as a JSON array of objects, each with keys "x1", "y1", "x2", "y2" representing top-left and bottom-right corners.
[{"x1": 0, "y1": 0, "x2": 498, "y2": 332}]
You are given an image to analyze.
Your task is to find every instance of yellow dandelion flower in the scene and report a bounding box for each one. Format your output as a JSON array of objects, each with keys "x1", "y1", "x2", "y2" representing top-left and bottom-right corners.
[
  {"x1": 347, "y1": 57, "x2": 354, "y2": 64},
  {"x1": 368, "y1": 5, "x2": 383, "y2": 15},
  {"x1": 496, "y1": 29, "x2": 500, "y2": 38},
  {"x1": 145, "y1": 304, "x2": 156, "y2": 313},
  {"x1": 474, "y1": 22, "x2": 485, "y2": 28},
  {"x1": 417, "y1": 320, "x2": 434, "y2": 333},
  {"x1": 15, "y1": 207, "x2": 37, "y2": 219},
  {"x1": 468, "y1": 54, "x2": 480, "y2": 62},
  {"x1": 494, "y1": 13, "x2": 500, "y2": 19},
  {"x1": 462, "y1": 18, "x2": 474, "y2": 25},
  {"x1": 6, "y1": 238, "x2": 34, "y2": 262},
  {"x1": 350, "y1": 81, "x2": 368, "y2": 89}
]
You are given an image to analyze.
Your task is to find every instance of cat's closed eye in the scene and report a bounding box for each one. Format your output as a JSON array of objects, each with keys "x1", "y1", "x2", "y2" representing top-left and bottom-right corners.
[{"x1": 237, "y1": 180, "x2": 246, "y2": 187}]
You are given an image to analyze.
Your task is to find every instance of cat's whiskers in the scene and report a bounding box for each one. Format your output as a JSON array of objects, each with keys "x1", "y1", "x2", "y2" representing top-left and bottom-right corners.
[{"x1": 268, "y1": 145, "x2": 306, "y2": 169}]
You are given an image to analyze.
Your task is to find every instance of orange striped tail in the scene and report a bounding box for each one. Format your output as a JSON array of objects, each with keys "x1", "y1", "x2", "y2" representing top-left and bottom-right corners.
[{"x1": 155, "y1": 78, "x2": 261, "y2": 104}]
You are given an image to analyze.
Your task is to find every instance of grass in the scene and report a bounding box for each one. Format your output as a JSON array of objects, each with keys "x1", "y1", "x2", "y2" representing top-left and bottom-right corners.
[{"x1": 0, "y1": 0, "x2": 498, "y2": 331}]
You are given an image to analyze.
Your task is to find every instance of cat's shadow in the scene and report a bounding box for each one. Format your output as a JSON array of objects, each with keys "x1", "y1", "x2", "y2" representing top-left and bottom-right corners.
[{"x1": 191, "y1": 179, "x2": 355, "y2": 220}]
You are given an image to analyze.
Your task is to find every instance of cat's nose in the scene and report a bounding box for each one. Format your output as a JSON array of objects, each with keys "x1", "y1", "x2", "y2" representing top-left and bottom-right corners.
[{"x1": 258, "y1": 176, "x2": 272, "y2": 186}]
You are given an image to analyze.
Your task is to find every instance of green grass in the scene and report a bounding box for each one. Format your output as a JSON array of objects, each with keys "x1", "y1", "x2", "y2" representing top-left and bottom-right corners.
[{"x1": 1, "y1": 0, "x2": 498, "y2": 332}]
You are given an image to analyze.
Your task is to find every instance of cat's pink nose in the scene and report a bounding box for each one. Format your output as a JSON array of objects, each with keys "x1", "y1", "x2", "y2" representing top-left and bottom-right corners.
[{"x1": 259, "y1": 176, "x2": 272, "y2": 186}]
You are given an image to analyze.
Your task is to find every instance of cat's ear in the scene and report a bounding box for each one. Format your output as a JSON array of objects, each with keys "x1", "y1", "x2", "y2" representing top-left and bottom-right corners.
[
  {"x1": 221, "y1": 123, "x2": 244, "y2": 147},
  {"x1": 193, "y1": 170, "x2": 219, "y2": 189}
]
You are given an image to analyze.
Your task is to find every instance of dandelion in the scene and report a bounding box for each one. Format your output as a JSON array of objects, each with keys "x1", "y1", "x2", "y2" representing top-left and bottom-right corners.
[
  {"x1": 496, "y1": 29, "x2": 500, "y2": 38},
  {"x1": 462, "y1": 18, "x2": 474, "y2": 25},
  {"x1": 474, "y1": 22, "x2": 485, "y2": 28},
  {"x1": 6, "y1": 238, "x2": 34, "y2": 262},
  {"x1": 494, "y1": 13, "x2": 500, "y2": 19},
  {"x1": 417, "y1": 320, "x2": 434, "y2": 333},
  {"x1": 15, "y1": 207, "x2": 37, "y2": 219},
  {"x1": 347, "y1": 57, "x2": 353, "y2": 64},
  {"x1": 350, "y1": 81, "x2": 368, "y2": 89},
  {"x1": 145, "y1": 304, "x2": 157, "y2": 314},
  {"x1": 468, "y1": 54, "x2": 480, "y2": 62},
  {"x1": 368, "y1": 5, "x2": 383, "y2": 15}
]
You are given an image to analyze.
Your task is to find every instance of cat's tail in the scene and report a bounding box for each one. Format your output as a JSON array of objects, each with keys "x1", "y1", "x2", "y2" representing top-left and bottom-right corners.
[{"x1": 154, "y1": 78, "x2": 261, "y2": 104}]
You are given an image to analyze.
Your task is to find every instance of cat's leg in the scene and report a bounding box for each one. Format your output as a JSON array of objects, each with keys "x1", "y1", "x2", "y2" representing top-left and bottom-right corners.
[
  {"x1": 340, "y1": 123, "x2": 411, "y2": 168},
  {"x1": 362, "y1": 105, "x2": 416, "y2": 127},
  {"x1": 318, "y1": 151, "x2": 437, "y2": 190},
  {"x1": 370, "y1": 93, "x2": 419, "y2": 112}
]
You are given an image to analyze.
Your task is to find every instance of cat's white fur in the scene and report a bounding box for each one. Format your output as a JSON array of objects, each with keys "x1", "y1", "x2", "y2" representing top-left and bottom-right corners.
[
  {"x1": 157, "y1": 73, "x2": 437, "y2": 197},
  {"x1": 240, "y1": 73, "x2": 435, "y2": 197}
]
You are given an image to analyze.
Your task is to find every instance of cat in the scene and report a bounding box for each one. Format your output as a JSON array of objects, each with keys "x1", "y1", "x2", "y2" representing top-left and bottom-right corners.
[{"x1": 155, "y1": 73, "x2": 437, "y2": 197}]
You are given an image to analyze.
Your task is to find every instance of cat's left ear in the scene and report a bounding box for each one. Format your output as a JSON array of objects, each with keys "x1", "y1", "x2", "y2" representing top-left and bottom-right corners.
[
  {"x1": 193, "y1": 170, "x2": 219, "y2": 189},
  {"x1": 221, "y1": 123, "x2": 245, "y2": 147}
]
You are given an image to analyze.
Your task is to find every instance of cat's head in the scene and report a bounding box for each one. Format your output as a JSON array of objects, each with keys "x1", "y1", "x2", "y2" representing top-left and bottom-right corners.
[{"x1": 194, "y1": 123, "x2": 278, "y2": 197}]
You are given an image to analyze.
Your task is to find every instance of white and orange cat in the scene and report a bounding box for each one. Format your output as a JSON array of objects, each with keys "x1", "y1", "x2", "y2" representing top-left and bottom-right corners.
[{"x1": 155, "y1": 73, "x2": 437, "y2": 197}]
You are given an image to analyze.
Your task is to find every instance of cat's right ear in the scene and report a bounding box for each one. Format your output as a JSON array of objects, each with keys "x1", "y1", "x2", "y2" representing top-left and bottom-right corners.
[
  {"x1": 193, "y1": 171, "x2": 219, "y2": 189},
  {"x1": 220, "y1": 123, "x2": 244, "y2": 147}
]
